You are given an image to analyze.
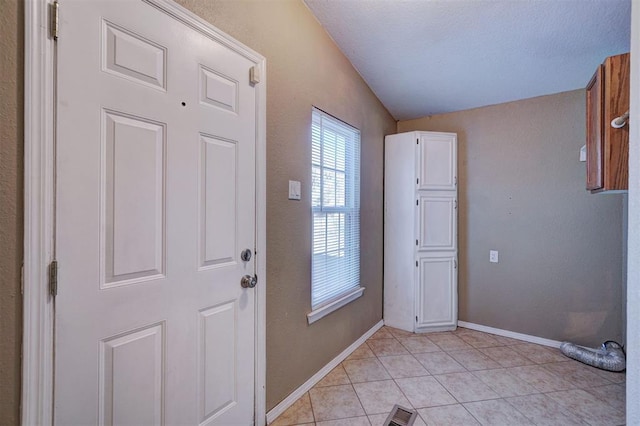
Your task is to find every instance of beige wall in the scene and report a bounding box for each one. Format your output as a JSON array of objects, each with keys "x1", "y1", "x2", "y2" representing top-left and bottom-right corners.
[
  {"x1": 399, "y1": 90, "x2": 624, "y2": 347},
  {"x1": 0, "y1": 0, "x2": 23, "y2": 423}
]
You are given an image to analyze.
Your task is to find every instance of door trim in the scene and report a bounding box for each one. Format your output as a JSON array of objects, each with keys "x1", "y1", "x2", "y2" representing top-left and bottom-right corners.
[
  {"x1": 22, "y1": 1, "x2": 267, "y2": 424},
  {"x1": 23, "y1": 1, "x2": 55, "y2": 424}
]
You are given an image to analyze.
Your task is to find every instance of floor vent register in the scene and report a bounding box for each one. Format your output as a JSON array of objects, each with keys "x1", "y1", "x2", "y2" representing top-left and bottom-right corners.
[{"x1": 383, "y1": 404, "x2": 418, "y2": 426}]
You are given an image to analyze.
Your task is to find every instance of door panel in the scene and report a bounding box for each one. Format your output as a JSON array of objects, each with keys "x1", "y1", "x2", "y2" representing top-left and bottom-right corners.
[
  {"x1": 103, "y1": 110, "x2": 166, "y2": 287},
  {"x1": 99, "y1": 323, "x2": 165, "y2": 425},
  {"x1": 199, "y1": 302, "x2": 237, "y2": 423},
  {"x1": 199, "y1": 134, "x2": 238, "y2": 268},
  {"x1": 200, "y1": 65, "x2": 239, "y2": 112},
  {"x1": 418, "y1": 133, "x2": 457, "y2": 191},
  {"x1": 102, "y1": 19, "x2": 167, "y2": 90},
  {"x1": 418, "y1": 194, "x2": 456, "y2": 251},
  {"x1": 416, "y1": 255, "x2": 457, "y2": 330},
  {"x1": 55, "y1": 1, "x2": 257, "y2": 424}
]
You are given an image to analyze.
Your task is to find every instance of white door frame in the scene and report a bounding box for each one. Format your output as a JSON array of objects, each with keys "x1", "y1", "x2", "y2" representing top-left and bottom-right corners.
[{"x1": 22, "y1": 1, "x2": 267, "y2": 424}]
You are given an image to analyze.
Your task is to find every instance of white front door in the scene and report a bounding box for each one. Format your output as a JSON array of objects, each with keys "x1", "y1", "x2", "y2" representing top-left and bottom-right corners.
[{"x1": 55, "y1": 1, "x2": 260, "y2": 424}]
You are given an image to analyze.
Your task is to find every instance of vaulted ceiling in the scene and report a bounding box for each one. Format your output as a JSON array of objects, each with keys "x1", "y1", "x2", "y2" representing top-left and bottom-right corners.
[{"x1": 304, "y1": 0, "x2": 631, "y2": 120}]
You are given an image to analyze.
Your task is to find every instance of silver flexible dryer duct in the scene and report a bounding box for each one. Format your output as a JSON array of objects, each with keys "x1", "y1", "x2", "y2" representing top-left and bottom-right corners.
[{"x1": 559, "y1": 341, "x2": 626, "y2": 372}]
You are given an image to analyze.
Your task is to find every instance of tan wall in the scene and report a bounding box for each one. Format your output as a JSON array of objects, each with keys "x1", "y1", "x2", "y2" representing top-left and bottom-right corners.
[
  {"x1": 399, "y1": 90, "x2": 624, "y2": 347},
  {"x1": 0, "y1": 0, "x2": 393, "y2": 418},
  {"x1": 0, "y1": 0, "x2": 24, "y2": 423}
]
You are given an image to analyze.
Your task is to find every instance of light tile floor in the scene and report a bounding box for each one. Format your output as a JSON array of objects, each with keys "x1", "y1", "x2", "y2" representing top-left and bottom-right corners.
[{"x1": 271, "y1": 326, "x2": 626, "y2": 426}]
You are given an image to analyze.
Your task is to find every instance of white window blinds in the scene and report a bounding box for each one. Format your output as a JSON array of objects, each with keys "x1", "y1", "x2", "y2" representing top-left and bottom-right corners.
[{"x1": 311, "y1": 108, "x2": 360, "y2": 309}]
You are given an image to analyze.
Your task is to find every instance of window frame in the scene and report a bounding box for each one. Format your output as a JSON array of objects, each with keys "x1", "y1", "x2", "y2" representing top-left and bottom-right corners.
[{"x1": 308, "y1": 108, "x2": 364, "y2": 324}]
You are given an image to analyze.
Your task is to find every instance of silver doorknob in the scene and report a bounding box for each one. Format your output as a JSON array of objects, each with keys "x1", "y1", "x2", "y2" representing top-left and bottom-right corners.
[{"x1": 241, "y1": 274, "x2": 257, "y2": 288}]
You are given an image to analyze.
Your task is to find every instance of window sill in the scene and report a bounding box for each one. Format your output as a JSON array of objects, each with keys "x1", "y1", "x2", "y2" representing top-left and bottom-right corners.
[{"x1": 307, "y1": 286, "x2": 365, "y2": 325}]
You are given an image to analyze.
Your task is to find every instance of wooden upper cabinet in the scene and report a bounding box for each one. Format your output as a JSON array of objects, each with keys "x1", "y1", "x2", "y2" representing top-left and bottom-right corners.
[{"x1": 586, "y1": 52, "x2": 630, "y2": 193}]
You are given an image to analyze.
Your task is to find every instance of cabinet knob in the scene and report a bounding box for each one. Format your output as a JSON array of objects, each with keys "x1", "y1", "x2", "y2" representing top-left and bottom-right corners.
[{"x1": 611, "y1": 111, "x2": 629, "y2": 129}]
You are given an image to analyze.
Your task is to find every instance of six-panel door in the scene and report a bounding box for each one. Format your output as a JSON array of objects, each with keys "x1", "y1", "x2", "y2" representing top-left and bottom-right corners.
[{"x1": 54, "y1": 1, "x2": 258, "y2": 424}]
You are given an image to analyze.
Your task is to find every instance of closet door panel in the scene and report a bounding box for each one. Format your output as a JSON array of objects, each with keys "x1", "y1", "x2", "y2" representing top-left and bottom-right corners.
[
  {"x1": 418, "y1": 133, "x2": 456, "y2": 191},
  {"x1": 416, "y1": 254, "x2": 457, "y2": 331},
  {"x1": 417, "y1": 194, "x2": 456, "y2": 252}
]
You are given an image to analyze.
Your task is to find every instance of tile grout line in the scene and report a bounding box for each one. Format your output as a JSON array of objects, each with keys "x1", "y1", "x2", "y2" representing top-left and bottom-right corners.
[
  {"x1": 446, "y1": 401, "x2": 487, "y2": 426},
  {"x1": 500, "y1": 392, "x2": 545, "y2": 425},
  {"x1": 347, "y1": 381, "x2": 370, "y2": 423},
  {"x1": 341, "y1": 351, "x2": 370, "y2": 424},
  {"x1": 306, "y1": 391, "x2": 316, "y2": 425}
]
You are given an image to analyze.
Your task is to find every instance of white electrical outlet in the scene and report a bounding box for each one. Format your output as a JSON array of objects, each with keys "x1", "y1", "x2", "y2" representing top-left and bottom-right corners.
[
  {"x1": 288, "y1": 180, "x2": 301, "y2": 200},
  {"x1": 489, "y1": 250, "x2": 499, "y2": 263}
]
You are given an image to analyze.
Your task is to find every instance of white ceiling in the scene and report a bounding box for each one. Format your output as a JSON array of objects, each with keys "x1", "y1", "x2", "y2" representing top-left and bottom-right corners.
[{"x1": 303, "y1": 0, "x2": 631, "y2": 120}]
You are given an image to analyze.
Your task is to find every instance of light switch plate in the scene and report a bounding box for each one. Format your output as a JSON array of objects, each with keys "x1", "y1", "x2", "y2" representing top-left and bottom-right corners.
[
  {"x1": 489, "y1": 250, "x2": 499, "y2": 263},
  {"x1": 288, "y1": 180, "x2": 301, "y2": 200}
]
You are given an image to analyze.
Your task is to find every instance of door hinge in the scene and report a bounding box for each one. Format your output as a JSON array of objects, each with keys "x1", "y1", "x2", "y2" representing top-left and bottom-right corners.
[
  {"x1": 51, "y1": 1, "x2": 59, "y2": 40},
  {"x1": 416, "y1": 138, "x2": 419, "y2": 144},
  {"x1": 49, "y1": 260, "x2": 58, "y2": 297},
  {"x1": 415, "y1": 239, "x2": 418, "y2": 246},
  {"x1": 416, "y1": 316, "x2": 418, "y2": 322},
  {"x1": 416, "y1": 199, "x2": 419, "y2": 206},
  {"x1": 415, "y1": 260, "x2": 418, "y2": 267},
  {"x1": 416, "y1": 178, "x2": 419, "y2": 185}
]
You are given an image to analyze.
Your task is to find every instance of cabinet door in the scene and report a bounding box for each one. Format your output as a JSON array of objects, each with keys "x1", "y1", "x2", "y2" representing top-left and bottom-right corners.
[
  {"x1": 586, "y1": 65, "x2": 604, "y2": 191},
  {"x1": 416, "y1": 254, "x2": 457, "y2": 331},
  {"x1": 602, "y1": 53, "x2": 630, "y2": 190},
  {"x1": 417, "y1": 194, "x2": 456, "y2": 252},
  {"x1": 418, "y1": 133, "x2": 456, "y2": 191},
  {"x1": 585, "y1": 53, "x2": 630, "y2": 193}
]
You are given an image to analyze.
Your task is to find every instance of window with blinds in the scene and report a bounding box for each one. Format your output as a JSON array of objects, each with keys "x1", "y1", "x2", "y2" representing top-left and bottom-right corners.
[{"x1": 311, "y1": 108, "x2": 360, "y2": 310}]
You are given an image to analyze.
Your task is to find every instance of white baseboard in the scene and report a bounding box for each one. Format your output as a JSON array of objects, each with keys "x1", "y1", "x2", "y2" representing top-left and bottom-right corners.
[
  {"x1": 265, "y1": 319, "x2": 384, "y2": 424},
  {"x1": 457, "y1": 321, "x2": 562, "y2": 348}
]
